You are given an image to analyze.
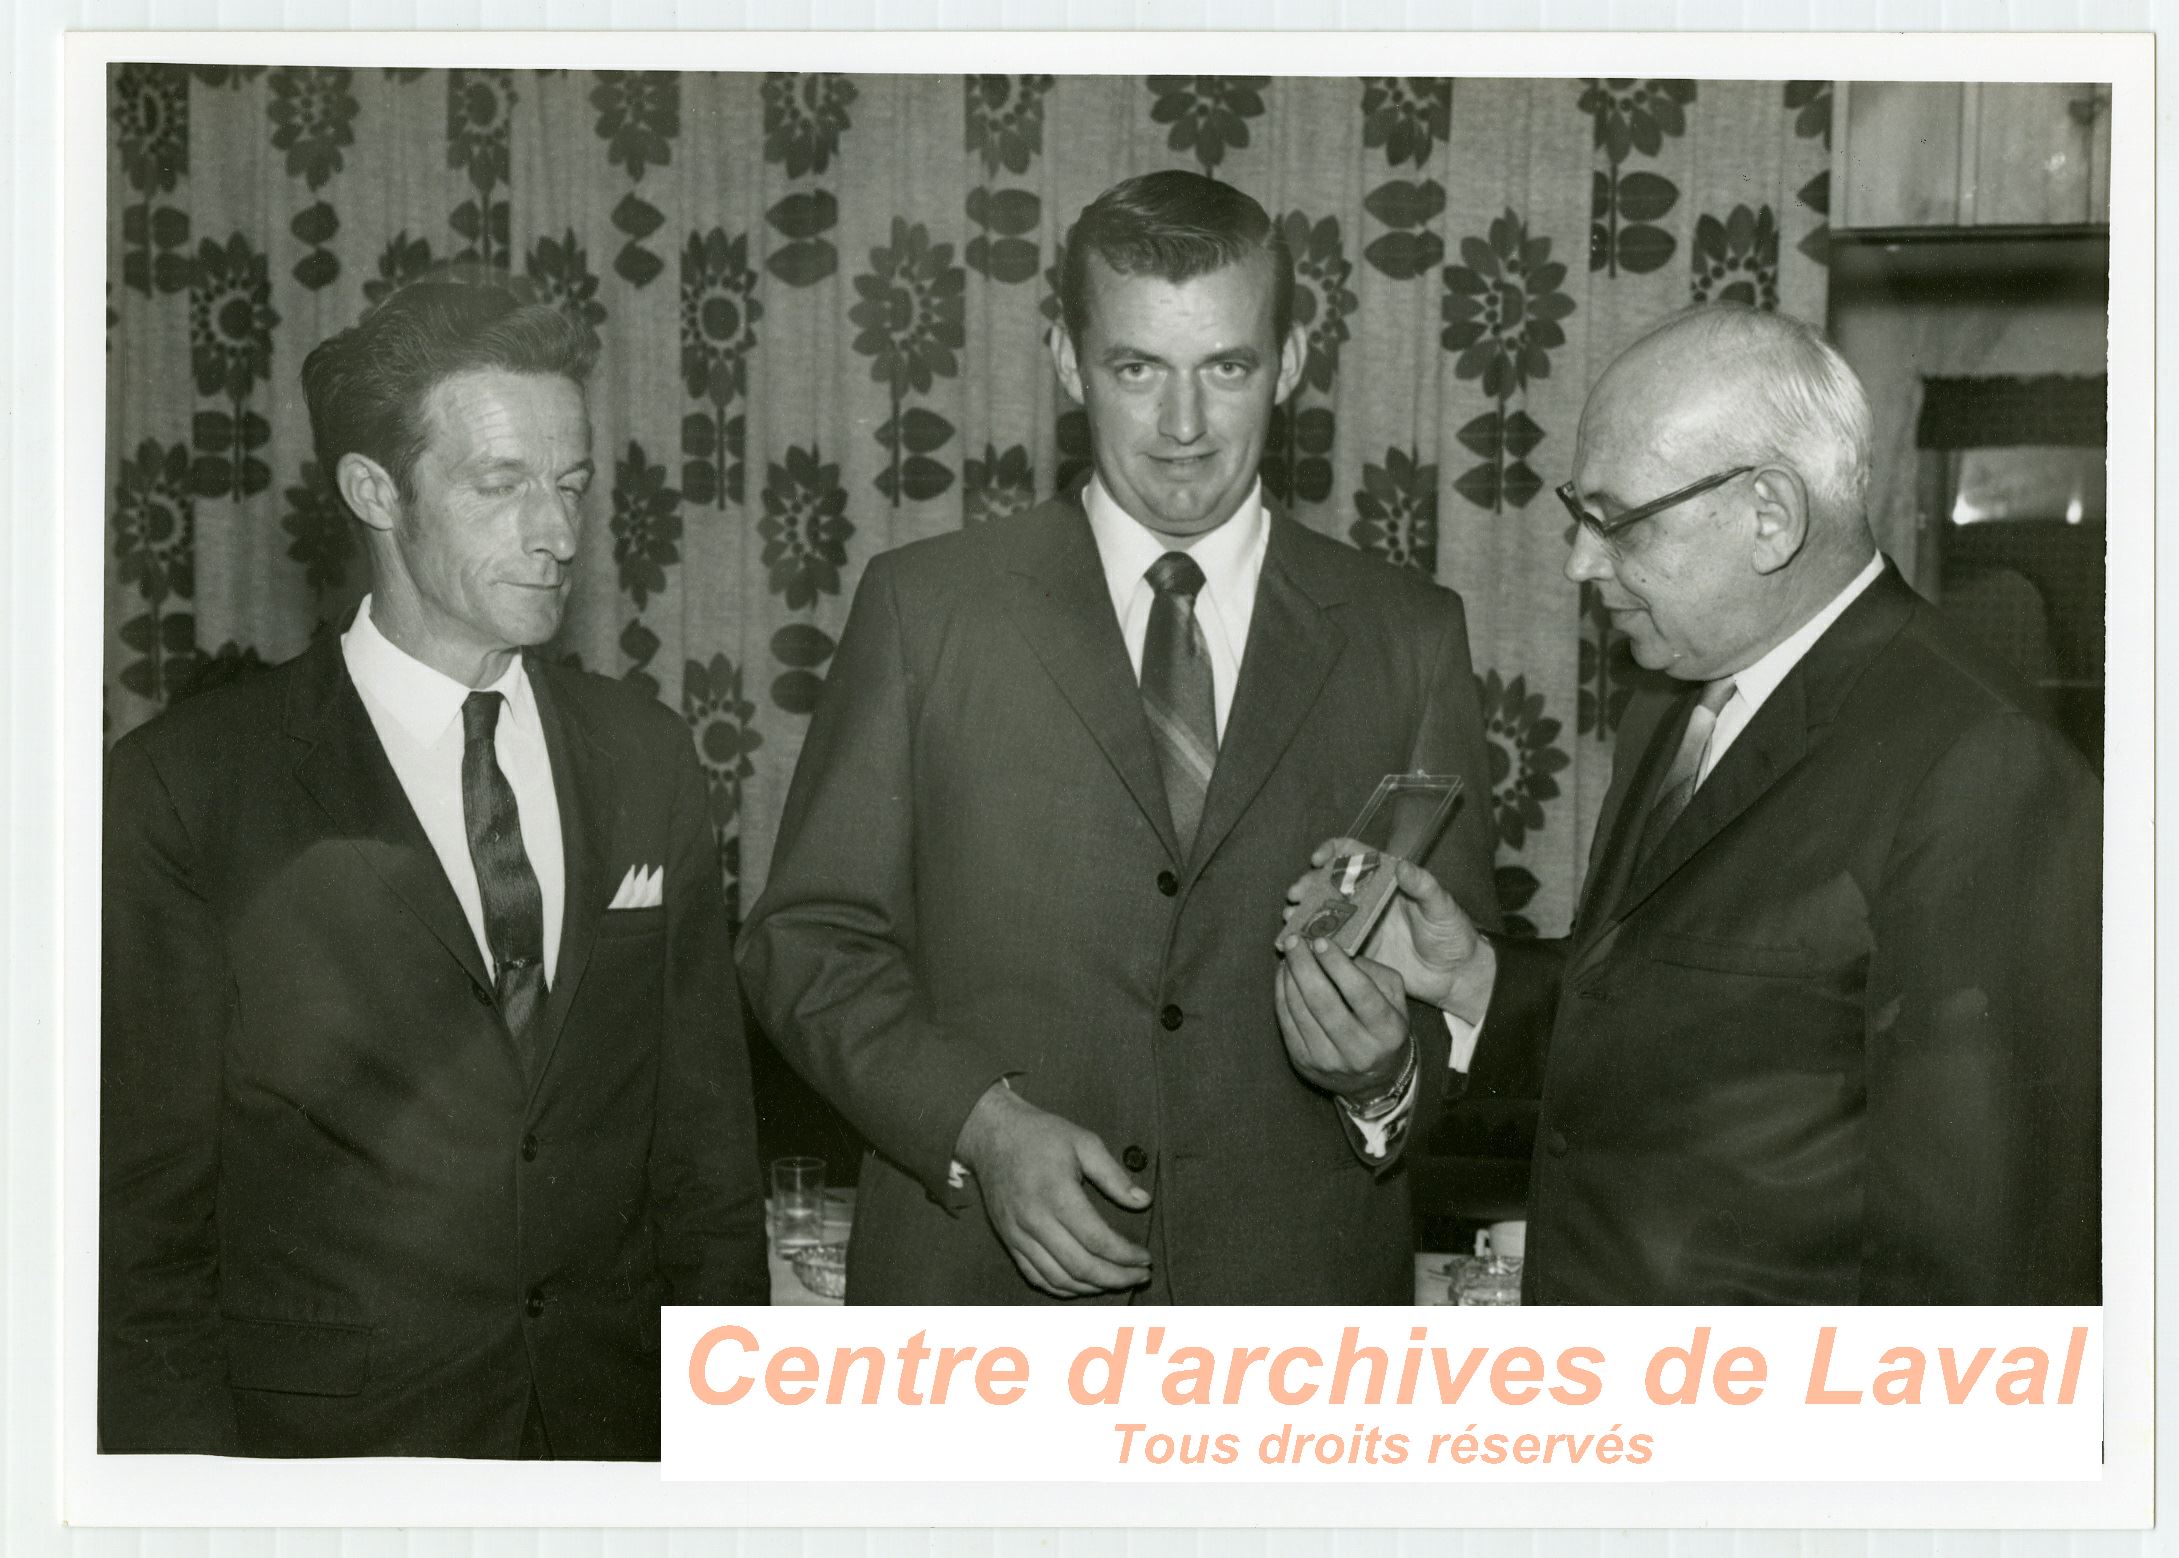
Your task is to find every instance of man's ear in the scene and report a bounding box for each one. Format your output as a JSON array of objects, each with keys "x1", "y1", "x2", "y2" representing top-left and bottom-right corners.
[
  {"x1": 1274, "y1": 321, "x2": 1308, "y2": 405},
  {"x1": 1747, "y1": 466, "x2": 1811, "y2": 576},
  {"x1": 1048, "y1": 323, "x2": 1086, "y2": 406},
  {"x1": 336, "y1": 451, "x2": 403, "y2": 537}
]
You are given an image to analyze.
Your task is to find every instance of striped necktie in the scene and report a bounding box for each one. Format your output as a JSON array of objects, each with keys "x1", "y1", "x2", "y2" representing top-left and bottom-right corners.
[
  {"x1": 1140, "y1": 551, "x2": 1218, "y2": 856},
  {"x1": 1628, "y1": 677, "x2": 1736, "y2": 870},
  {"x1": 461, "y1": 690, "x2": 548, "y2": 1071}
]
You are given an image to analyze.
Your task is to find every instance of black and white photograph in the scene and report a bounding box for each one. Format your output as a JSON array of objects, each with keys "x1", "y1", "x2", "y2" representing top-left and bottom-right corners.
[{"x1": 24, "y1": 18, "x2": 2156, "y2": 1542}]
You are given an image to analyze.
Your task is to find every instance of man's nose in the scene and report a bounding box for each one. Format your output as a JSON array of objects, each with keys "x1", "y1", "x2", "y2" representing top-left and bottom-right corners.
[
  {"x1": 527, "y1": 486, "x2": 581, "y2": 564},
  {"x1": 1563, "y1": 524, "x2": 1614, "y2": 586},
  {"x1": 1159, "y1": 372, "x2": 1205, "y2": 444}
]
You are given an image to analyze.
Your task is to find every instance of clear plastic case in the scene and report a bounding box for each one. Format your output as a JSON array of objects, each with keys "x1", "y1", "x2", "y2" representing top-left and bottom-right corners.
[{"x1": 1276, "y1": 771, "x2": 1464, "y2": 956}]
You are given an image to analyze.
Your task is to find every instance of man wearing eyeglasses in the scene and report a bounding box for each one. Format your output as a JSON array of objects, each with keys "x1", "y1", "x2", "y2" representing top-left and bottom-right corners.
[{"x1": 1282, "y1": 303, "x2": 2100, "y2": 1304}]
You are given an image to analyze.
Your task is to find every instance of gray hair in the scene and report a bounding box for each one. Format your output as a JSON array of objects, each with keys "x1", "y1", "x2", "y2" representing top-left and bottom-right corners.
[{"x1": 1637, "y1": 304, "x2": 1873, "y2": 527}]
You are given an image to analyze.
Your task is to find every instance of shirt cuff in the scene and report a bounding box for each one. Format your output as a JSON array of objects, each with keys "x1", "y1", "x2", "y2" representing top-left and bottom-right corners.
[
  {"x1": 1443, "y1": 1006, "x2": 1482, "y2": 1073},
  {"x1": 1337, "y1": 1065, "x2": 1419, "y2": 1162},
  {"x1": 1439, "y1": 940, "x2": 1500, "y2": 1072}
]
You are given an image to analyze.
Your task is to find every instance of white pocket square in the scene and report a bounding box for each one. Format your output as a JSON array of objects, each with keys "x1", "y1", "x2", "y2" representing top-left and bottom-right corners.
[{"x1": 607, "y1": 863, "x2": 664, "y2": 910}]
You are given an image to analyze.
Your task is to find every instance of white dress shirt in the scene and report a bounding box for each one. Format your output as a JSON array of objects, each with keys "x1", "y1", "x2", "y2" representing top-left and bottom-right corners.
[
  {"x1": 1082, "y1": 473, "x2": 1268, "y2": 740},
  {"x1": 1445, "y1": 551, "x2": 1887, "y2": 1074},
  {"x1": 341, "y1": 596, "x2": 567, "y2": 985},
  {"x1": 1700, "y1": 551, "x2": 1884, "y2": 784}
]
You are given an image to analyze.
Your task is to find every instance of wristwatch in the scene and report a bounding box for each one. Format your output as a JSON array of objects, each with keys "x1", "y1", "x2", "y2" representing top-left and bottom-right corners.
[{"x1": 1346, "y1": 1036, "x2": 1418, "y2": 1121}]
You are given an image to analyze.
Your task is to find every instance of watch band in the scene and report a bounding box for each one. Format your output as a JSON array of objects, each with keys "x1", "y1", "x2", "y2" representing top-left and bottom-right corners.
[{"x1": 1347, "y1": 1036, "x2": 1418, "y2": 1121}]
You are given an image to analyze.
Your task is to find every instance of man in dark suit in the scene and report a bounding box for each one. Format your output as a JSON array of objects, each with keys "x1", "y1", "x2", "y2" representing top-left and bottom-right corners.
[
  {"x1": 100, "y1": 282, "x2": 767, "y2": 1459},
  {"x1": 738, "y1": 171, "x2": 1501, "y2": 1305},
  {"x1": 1291, "y1": 303, "x2": 2100, "y2": 1304}
]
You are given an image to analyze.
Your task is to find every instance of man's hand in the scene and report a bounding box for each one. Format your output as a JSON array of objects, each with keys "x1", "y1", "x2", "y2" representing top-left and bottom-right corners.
[
  {"x1": 1286, "y1": 839, "x2": 1495, "y2": 1022},
  {"x1": 1274, "y1": 933, "x2": 1412, "y2": 1103},
  {"x1": 953, "y1": 1083, "x2": 1153, "y2": 1298}
]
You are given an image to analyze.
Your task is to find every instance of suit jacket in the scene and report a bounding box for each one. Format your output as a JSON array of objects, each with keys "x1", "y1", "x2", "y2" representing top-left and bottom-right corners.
[
  {"x1": 739, "y1": 494, "x2": 1501, "y2": 1304},
  {"x1": 1471, "y1": 563, "x2": 2100, "y2": 1303},
  {"x1": 100, "y1": 632, "x2": 767, "y2": 1459}
]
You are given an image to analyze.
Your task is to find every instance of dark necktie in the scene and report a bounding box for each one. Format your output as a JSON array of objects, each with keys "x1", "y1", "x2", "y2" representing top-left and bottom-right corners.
[
  {"x1": 461, "y1": 690, "x2": 547, "y2": 1068},
  {"x1": 1141, "y1": 551, "x2": 1218, "y2": 855},
  {"x1": 1629, "y1": 677, "x2": 1737, "y2": 869}
]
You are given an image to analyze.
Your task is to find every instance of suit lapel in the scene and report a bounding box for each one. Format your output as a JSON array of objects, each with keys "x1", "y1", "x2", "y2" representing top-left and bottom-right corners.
[
  {"x1": 1596, "y1": 561, "x2": 1922, "y2": 928},
  {"x1": 1610, "y1": 678, "x2": 1811, "y2": 920},
  {"x1": 1188, "y1": 515, "x2": 1345, "y2": 876},
  {"x1": 286, "y1": 634, "x2": 493, "y2": 996},
  {"x1": 526, "y1": 659, "x2": 615, "y2": 1099},
  {"x1": 1003, "y1": 497, "x2": 1183, "y2": 860}
]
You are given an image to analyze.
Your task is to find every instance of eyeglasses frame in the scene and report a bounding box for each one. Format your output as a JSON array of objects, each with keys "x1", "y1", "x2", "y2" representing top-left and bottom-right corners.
[{"x1": 1556, "y1": 464, "x2": 1757, "y2": 544}]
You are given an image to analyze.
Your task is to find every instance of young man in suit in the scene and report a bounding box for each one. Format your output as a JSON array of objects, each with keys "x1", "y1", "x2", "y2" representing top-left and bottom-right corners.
[
  {"x1": 1286, "y1": 303, "x2": 2101, "y2": 1304},
  {"x1": 100, "y1": 282, "x2": 768, "y2": 1459},
  {"x1": 739, "y1": 171, "x2": 1502, "y2": 1305}
]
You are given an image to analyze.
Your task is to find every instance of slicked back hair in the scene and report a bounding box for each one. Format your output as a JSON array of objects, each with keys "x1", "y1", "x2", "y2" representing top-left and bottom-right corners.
[
  {"x1": 1060, "y1": 169, "x2": 1295, "y2": 347},
  {"x1": 301, "y1": 279, "x2": 597, "y2": 510}
]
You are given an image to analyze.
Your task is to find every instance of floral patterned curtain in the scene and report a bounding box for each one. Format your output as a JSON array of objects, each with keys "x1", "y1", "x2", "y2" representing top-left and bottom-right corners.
[{"x1": 106, "y1": 69, "x2": 1831, "y2": 941}]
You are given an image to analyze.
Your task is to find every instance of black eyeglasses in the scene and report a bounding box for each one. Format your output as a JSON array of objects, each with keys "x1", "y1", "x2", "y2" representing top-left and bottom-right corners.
[{"x1": 1556, "y1": 465, "x2": 1755, "y2": 544}]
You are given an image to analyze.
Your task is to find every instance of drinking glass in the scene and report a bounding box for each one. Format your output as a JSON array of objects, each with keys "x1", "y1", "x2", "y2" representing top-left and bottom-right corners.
[{"x1": 770, "y1": 1156, "x2": 826, "y2": 1252}]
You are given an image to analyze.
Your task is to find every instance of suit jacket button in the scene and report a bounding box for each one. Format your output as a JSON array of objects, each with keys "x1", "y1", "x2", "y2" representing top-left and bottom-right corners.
[
  {"x1": 471, "y1": 983, "x2": 493, "y2": 1007},
  {"x1": 1545, "y1": 1129, "x2": 1570, "y2": 1157},
  {"x1": 1156, "y1": 870, "x2": 1179, "y2": 897},
  {"x1": 1122, "y1": 1145, "x2": 1148, "y2": 1172},
  {"x1": 1159, "y1": 1004, "x2": 1183, "y2": 1031},
  {"x1": 521, "y1": 1133, "x2": 539, "y2": 1162},
  {"x1": 526, "y1": 1286, "x2": 545, "y2": 1318}
]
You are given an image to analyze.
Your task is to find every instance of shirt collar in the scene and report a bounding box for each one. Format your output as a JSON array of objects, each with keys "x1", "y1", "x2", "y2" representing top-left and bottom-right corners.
[
  {"x1": 1728, "y1": 552, "x2": 1886, "y2": 719},
  {"x1": 343, "y1": 594, "x2": 537, "y2": 747},
  {"x1": 1082, "y1": 473, "x2": 1270, "y2": 621}
]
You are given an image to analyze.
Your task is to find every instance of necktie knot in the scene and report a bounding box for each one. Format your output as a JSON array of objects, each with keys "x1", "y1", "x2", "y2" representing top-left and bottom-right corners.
[
  {"x1": 462, "y1": 690, "x2": 503, "y2": 746},
  {"x1": 1697, "y1": 678, "x2": 1736, "y2": 716},
  {"x1": 1146, "y1": 551, "x2": 1206, "y2": 603}
]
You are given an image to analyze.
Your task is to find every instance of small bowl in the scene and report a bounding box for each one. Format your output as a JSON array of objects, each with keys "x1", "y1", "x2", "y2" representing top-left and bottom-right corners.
[{"x1": 790, "y1": 1240, "x2": 849, "y2": 1300}]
